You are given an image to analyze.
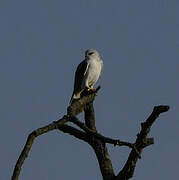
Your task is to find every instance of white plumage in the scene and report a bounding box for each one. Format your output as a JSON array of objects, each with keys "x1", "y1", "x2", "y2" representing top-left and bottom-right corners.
[{"x1": 70, "y1": 49, "x2": 103, "y2": 104}]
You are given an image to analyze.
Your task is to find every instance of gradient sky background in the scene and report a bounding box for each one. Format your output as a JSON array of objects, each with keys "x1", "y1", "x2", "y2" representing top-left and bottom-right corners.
[{"x1": 1, "y1": 0, "x2": 178, "y2": 179}]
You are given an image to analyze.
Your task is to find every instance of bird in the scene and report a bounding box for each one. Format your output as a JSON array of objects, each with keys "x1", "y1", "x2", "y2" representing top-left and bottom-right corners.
[{"x1": 70, "y1": 49, "x2": 103, "y2": 104}]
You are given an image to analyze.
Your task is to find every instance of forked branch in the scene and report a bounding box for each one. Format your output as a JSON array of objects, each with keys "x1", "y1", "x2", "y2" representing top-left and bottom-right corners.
[
  {"x1": 116, "y1": 105, "x2": 170, "y2": 180},
  {"x1": 11, "y1": 87, "x2": 169, "y2": 180},
  {"x1": 11, "y1": 88, "x2": 99, "y2": 180}
]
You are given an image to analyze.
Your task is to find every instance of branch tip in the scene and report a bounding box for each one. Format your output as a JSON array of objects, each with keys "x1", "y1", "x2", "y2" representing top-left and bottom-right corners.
[{"x1": 153, "y1": 105, "x2": 170, "y2": 114}]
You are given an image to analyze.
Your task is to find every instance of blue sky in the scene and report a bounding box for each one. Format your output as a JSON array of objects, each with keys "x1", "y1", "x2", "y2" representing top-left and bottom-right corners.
[{"x1": 1, "y1": 0, "x2": 179, "y2": 179}]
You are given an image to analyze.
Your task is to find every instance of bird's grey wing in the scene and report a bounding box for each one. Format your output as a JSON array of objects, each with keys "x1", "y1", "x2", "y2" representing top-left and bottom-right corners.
[{"x1": 73, "y1": 60, "x2": 88, "y2": 94}]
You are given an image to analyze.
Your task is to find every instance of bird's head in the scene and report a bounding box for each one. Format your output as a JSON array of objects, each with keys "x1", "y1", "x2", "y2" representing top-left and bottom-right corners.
[{"x1": 85, "y1": 49, "x2": 100, "y2": 59}]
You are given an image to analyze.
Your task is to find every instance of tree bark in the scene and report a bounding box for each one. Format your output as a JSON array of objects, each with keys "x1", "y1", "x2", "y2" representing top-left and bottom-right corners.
[{"x1": 84, "y1": 102, "x2": 115, "y2": 180}]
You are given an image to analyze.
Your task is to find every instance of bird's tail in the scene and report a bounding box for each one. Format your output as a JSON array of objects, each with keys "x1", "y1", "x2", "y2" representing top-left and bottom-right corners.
[{"x1": 69, "y1": 92, "x2": 81, "y2": 105}]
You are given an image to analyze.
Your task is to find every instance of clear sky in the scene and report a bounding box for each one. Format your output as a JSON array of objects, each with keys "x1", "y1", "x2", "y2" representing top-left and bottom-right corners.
[{"x1": 1, "y1": 0, "x2": 178, "y2": 179}]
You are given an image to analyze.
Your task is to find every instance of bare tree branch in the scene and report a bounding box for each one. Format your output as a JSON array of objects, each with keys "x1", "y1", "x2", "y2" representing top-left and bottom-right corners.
[
  {"x1": 116, "y1": 105, "x2": 170, "y2": 180},
  {"x1": 69, "y1": 116, "x2": 140, "y2": 156},
  {"x1": 11, "y1": 117, "x2": 68, "y2": 180},
  {"x1": 58, "y1": 124, "x2": 89, "y2": 142},
  {"x1": 12, "y1": 89, "x2": 100, "y2": 180},
  {"x1": 11, "y1": 84, "x2": 169, "y2": 180}
]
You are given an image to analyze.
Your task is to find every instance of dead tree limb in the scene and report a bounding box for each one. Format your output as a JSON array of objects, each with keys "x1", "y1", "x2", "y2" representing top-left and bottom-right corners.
[
  {"x1": 58, "y1": 124, "x2": 89, "y2": 142},
  {"x1": 11, "y1": 86, "x2": 169, "y2": 180},
  {"x1": 11, "y1": 89, "x2": 99, "y2": 180},
  {"x1": 69, "y1": 115, "x2": 140, "y2": 156},
  {"x1": 11, "y1": 117, "x2": 68, "y2": 180},
  {"x1": 116, "y1": 105, "x2": 170, "y2": 180}
]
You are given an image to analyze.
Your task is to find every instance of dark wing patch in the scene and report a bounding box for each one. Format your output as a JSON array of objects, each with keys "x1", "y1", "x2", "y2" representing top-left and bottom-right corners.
[{"x1": 73, "y1": 60, "x2": 88, "y2": 94}]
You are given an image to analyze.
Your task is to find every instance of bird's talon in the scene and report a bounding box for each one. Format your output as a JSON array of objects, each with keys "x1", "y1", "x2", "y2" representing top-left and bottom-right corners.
[{"x1": 87, "y1": 87, "x2": 95, "y2": 91}]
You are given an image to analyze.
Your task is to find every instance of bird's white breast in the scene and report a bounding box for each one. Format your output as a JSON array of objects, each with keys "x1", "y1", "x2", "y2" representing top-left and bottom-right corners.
[{"x1": 85, "y1": 58, "x2": 102, "y2": 87}]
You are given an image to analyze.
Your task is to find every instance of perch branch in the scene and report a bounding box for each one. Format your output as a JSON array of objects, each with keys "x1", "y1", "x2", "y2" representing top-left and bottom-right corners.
[
  {"x1": 116, "y1": 105, "x2": 170, "y2": 180},
  {"x1": 12, "y1": 88, "x2": 100, "y2": 180},
  {"x1": 67, "y1": 86, "x2": 101, "y2": 116}
]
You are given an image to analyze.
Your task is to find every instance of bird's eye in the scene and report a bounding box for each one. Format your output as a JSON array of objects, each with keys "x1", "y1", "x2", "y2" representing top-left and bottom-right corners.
[{"x1": 88, "y1": 52, "x2": 94, "y2": 56}]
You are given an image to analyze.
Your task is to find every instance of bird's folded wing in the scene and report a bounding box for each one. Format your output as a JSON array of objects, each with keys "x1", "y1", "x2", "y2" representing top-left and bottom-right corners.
[{"x1": 74, "y1": 60, "x2": 89, "y2": 93}]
